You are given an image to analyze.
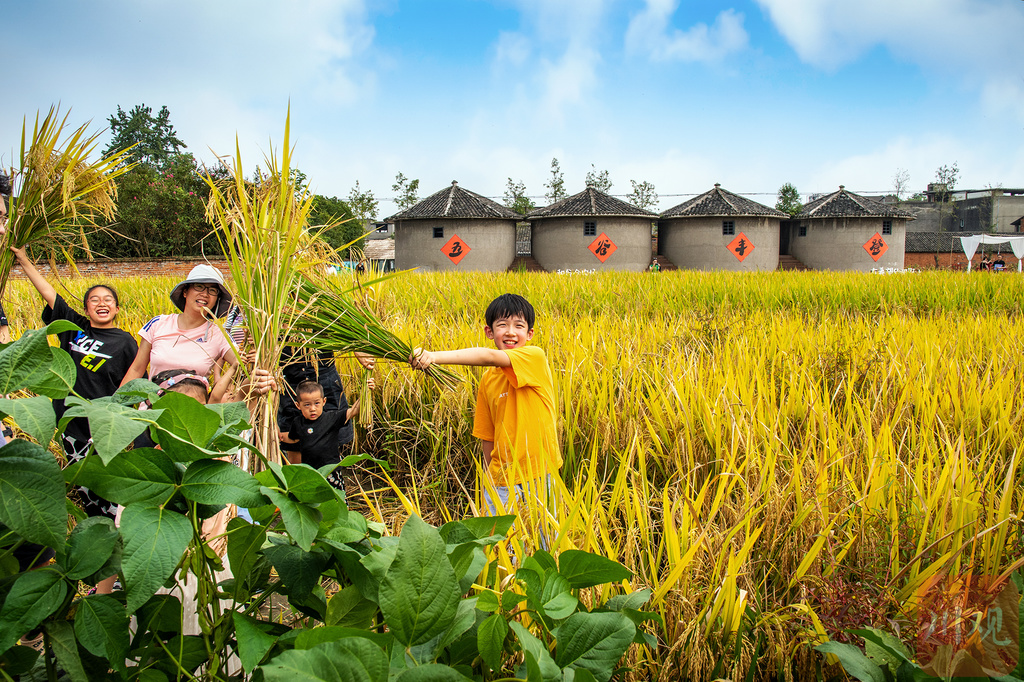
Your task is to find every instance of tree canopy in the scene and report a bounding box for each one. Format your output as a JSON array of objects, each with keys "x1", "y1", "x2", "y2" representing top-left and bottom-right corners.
[
  {"x1": 103, "y1": 104, "x2": 187, "y2": 169},
  {"x1": 545, "y1": 158, "x2": 566, "y2": 204},
  {"x1": 392, "y1": 172, "x2": 420, "y2": 210},
  {"x1": 628, "y1": 180, "x2": 658, "y2": 211},
  {"x1": 504, "y1": 178, "x2": 535, "y2": 216},
  {"x1": 775, "y1": 183, "x2": 802, "y2": 217},
  {"x1": 585, "y1": 164, "x2": 612, "y2": 193}
]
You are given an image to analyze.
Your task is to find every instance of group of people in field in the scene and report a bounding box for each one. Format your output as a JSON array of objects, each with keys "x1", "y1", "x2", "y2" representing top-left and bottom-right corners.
[{"x1": 1, "y1": 186, "x2": 562, "y2": 597}]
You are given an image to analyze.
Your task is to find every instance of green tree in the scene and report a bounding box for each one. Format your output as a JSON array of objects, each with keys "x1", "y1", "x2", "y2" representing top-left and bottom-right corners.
[
  {"x1": 545, "y1": 157, "x2": 567, "y2": 204},
  {"x1": 585, "y1": 164, "x2": 612, "y2": 192},
  {"x1": 935, "y1": 162, "x2": 960, "y2": 191},
  {"x1": 775, "y1": 182, "x2": 803, "y2": 217},
  {"x1": 627, "y1": 180, "x2": 658, "y2": 211},
  {"x1": 102, "y1": 104, "x2": 186, "y2": 169},
  {"x1": 503, "y1": 178, "x2": 535, "y2": 215},
  {"x1": 392, "y1": 172, "x2": 420, "y2": 210},
  {"x1": 347, "y1": 181, "x2": 379, "y2": 223},
  {"x1": 91, "y1": 154, "x2": 213, "y2": 258},
  {"x1": 311, "y1": 194, "x2": 363, "y2": 257}
]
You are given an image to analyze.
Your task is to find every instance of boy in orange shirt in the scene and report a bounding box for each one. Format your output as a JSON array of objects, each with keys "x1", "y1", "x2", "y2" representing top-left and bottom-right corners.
[{"x1": 410, "y1": 294, "x2": 560, "y2": 540}]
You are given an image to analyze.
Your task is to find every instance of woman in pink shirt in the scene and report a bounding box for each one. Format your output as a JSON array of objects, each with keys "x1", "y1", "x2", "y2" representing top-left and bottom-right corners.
[{"x1": 121, "y1": 265, "x2": 238, "y2": 383}]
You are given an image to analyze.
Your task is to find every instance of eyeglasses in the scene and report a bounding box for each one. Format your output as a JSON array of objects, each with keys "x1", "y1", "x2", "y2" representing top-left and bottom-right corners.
[
  {"x1": 190, "y1": 284, "x2": 220, "y2": 296},
  {"x1": 87, "y1": 295, "x2": 116, "y2": 304}
]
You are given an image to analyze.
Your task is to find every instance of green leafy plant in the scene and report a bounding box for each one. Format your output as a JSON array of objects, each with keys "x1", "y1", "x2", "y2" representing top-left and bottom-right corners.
[{"x1": 0, "y1": 324, "x2": 652, "y2": 681}]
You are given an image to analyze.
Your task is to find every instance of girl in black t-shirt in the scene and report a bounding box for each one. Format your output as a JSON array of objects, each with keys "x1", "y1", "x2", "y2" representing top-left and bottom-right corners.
[{"x1": 10, "y1": 242, "x2": 138, "y2": 518}]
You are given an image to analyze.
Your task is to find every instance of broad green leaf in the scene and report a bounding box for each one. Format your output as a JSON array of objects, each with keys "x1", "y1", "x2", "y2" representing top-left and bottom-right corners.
[
  {"x1": 0, "y1": 322, "x2": 78, "y2": 396},
  {"x1": 557, "y1": 550, "x2": 632, "y2": 589},
  {"x1": 26, "y1": 348, "x2": 78, "y2": 399},
  {"x1": 326, "y1": 585, "x2": 377, "y2": 629},
  {"x1": 0, "y1": 568, "x2": 68, "y2": 654},
  {"x1": 379, "y1": 515, "x2": 461, "y2": 647},
  {"x1": 554, "y1": 611, "x2": 635, "y2": 682},
  {"x1": 437, "y1": 597, "x2": 478, "y2": 653},
  {"x1": 63, "y1": 398, "x2": 155, "y2": 463},
  {"x1": 281, "y1": 464, "x2": 336, "y2": 504},
  {"x1": 396, "y1": 664, "x2": 473, "y2": 681},
  {"x1": 603, "y1": 588, "x2": 652, "y2": 613},
  {"x1": 232, "y1": 612, "x2": 279, "y2": 674},
  {"x1": 0, "y1": 396, "x2": 55, "y2": 446},
  {"x1": 207, "y1": 400, "x2": 251, "y2": 429},
  {"x1": 263, "y1": 544, "x2": 328, "y2": 600},
  {"x1": 458, "y1": 515, "x2": 516, "y2": 540},
  {"x1": 44, "y1": 621, "x2": 88, "y2": 682},
  {"x1": 181, "y1": 459, "x2": 267, "y2": 507},
  {"x1": 293, "y1": 626, "x2": 392, "y2": 650},
  {"x1": 120, "y1": 505, "x2": 193, "y2": 614},
  {"x1": 541, "y1": 570, "x2": 578, "y2": 620},
  {"x1": 161, "y1": 635, "x2": 207, "y2": 675},
  {"x1": 227, "y1": 517, "x2": 267, "y2": 585},
  {"x1": 0, "y1": 439, "x2": 67, "y2": 549},
  {"x1": 113, "y1": 378, "x2": 160, "y2": 404},
  {"x1": 76, "y1": 448, "x2": 178, "y2": 505},
  {"x1": 262, "y1": 488, "x2": 322, "y2": 551},
  {"x1": 0, "y1": 645, "x2": 39, "y2": 676},
  {"x1": 502, "y1": 591, "x2": 527, "y2": 611},
  {"x1": 510, "y1": 621, "x2": 560, "y2": 682},
  {"x1": 852, "y1": 627, "x2": 914, "y2": 676},
  {"x1": 478, "y1": 613, "x2": 510, "y2": 672},
  {"x1": 359, "y1": 542, "x2": 397, "y2": 585},
  {"x1": 260, "y1": 638, "x2": 389, "y2": 682},
  {"x1": 152, "y1": 391, "x2": 221, "y2": 447},
  {"x1": 565, "y1": 669, "x2": 599, "y2": 682},
  {"x1": 450, "y1": 543, "x2": 488, "y2": 594},
  {"x1": 476, "y1": 590, "x2": 500, "y2": 613},
  {"x1": 74, "y1": 594, "x2": 128, "y2": 669},
  {"x1": 135, "y1": 594, "x2": 183, "y2": 635},
  {"x1": 63, "y1": 516, "x2": 119, "y2": 580},
  {"x1": 815, "y1": 641, "x2": 887, "y2": 682}
]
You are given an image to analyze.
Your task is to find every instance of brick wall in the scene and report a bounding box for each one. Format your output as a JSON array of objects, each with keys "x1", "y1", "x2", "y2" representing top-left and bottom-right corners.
[
  {"x1": 905, "y1": 252, "x2": 1022, "y2": 271},
  {"x1": 8, "y1": 257, "x2": 230, "y2": 280}
]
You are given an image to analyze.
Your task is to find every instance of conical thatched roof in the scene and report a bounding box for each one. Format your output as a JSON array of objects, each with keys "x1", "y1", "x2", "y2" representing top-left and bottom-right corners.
[
  {"x1": 797, "y1": 186, "x2": 914, "y2": 219},
  {"x1": 527, "y1": 186, "x2": 656, "y2": 219},
  {"x1": 386, "y1": 181, "x2": 522, "y2": 221},
  {"x1": 660, "y1": 184, "x2": 787, "y2": 219}
]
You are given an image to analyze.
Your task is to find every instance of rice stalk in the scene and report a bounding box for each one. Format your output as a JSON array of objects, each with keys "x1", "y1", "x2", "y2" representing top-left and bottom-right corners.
[{"x1": 0, "y1": 106, "x2": 134, "y2": 298}]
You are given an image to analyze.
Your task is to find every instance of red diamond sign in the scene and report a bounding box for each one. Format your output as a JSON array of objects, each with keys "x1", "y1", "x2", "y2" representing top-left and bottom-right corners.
[
  {"x1": 727, "y1": 232, "x2": 755, "y2": 262},
  {"x1": 863, "y1": 233, "x2": 888, "y2": 261},
  {"x1": 442, "y1": 234, "x2": 470, "y2": 265},
  {"x1": 588, "y1": 233, "x2": 617, "y2": 263}
]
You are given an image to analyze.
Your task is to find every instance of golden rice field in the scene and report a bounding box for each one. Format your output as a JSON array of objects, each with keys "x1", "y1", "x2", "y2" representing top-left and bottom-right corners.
[{"x1": 5, "y1": 269, "x2": 1024, "y2": 680}]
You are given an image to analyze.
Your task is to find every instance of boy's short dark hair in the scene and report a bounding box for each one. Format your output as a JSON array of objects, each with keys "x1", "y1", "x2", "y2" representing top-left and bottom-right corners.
[
  {"x1": 296, "y1": 380, "x2": 324, "y2": 399},
  {"x1": 485, "y1": 293, "x2": 535, "y2": 329}
]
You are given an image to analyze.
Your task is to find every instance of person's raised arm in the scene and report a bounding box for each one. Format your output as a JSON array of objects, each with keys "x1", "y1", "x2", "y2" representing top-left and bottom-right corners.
[
  {"x1": 409, "y1": 347, "x2": 510, "y2": 371},
  {"x1": 10, "y1": 243, "x2": 56, "y2": 308},
  {"x1": 120, "y1": 340, "x2": 152, "y2": 386}
]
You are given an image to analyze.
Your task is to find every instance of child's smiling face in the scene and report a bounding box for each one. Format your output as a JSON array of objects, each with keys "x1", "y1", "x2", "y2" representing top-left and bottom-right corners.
[
  {"x1": 485, "y1": 313, "x2": 534, "y2": 351},
  {"x1": 297, "y1": 391, "x2": 325, "y2": 421}
]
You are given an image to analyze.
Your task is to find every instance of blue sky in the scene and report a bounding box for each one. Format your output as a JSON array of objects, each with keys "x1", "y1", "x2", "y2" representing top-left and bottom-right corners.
[{"x1": 4, "y1": 0, "x2": 1023, "y2": 214}]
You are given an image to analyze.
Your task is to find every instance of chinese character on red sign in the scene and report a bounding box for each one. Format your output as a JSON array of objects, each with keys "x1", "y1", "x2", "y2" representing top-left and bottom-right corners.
[
  {"x1": 863, "y1": 233, "x2": 888, "y2": 261},
  {"x1": 727, "y1": 232, "x2": 755, "y2": 262},
  {"x1": 442, "y1": 234, "x2": 471, "y2": 265},
  {"x1": 588, "y1": 233, "x2": 617, "y2": 263}
]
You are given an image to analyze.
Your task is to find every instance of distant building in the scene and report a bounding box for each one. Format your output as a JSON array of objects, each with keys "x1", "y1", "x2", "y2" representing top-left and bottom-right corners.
[
  {"x1": 658, "y1": 184, "x2": 787, "y2": 271},
  {"x1": 386, "y1": 181, "x2": 522, "y2": 272},
  {"x1": 362, "y1": 238, "x2": 395, "y2": 272},
  {"x1": 948, "y1": 188, "x2": 1024, "y2": 233},
  {"x1": 526, "y1": 187, "x2": 656, "y2": 271},
  {"x1": 792, "y1": 186, "x2": 913, "y2": 271}
]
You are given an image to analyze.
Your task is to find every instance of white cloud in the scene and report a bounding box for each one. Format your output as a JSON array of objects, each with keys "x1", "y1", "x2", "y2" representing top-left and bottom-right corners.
[
  {"x1": 754, "y1": 0, "x2": 1024, "y2": 121},
  {"x1": 626, "y1": 3, "x2": 748, "y2": 63},
  {"x1": 494, "y1": 31, "x2": 531, "y2": 67}
]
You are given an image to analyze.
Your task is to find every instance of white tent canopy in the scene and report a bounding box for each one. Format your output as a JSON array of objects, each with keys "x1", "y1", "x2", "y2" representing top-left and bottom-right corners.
[{"x1": 959, "y1": 234, "x2": 1024, "y2": 271}]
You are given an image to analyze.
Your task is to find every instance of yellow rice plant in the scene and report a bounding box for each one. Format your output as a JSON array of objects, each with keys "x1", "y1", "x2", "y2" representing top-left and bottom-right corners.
[
  {"x1": 0, "y1": 106, "x2": 134, "y2": 299},
  {"x1": 203, "y1": 110, "x2": 333, "y2": 466},
  {"x1": 4, "y1": 269, "x2": 1023, "y2": 680}
]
